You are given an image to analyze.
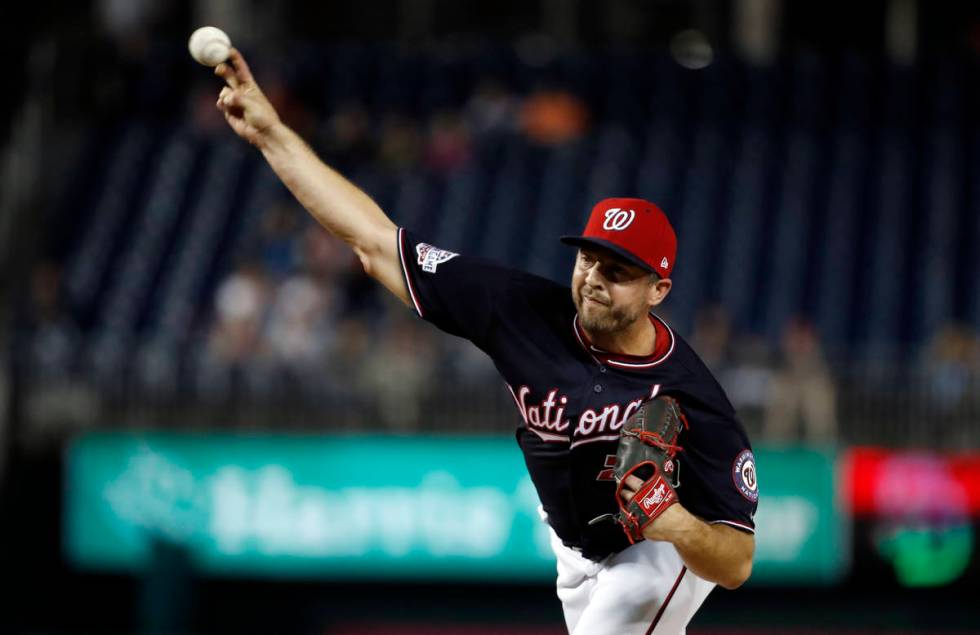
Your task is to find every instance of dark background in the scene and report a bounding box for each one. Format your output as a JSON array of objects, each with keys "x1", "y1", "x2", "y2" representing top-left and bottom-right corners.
[{"x1": 4, "y1": 1, "x2": 980, "y2": 633}]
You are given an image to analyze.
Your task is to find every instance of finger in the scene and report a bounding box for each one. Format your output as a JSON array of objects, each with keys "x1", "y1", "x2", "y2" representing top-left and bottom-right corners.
[
  {"x1": 223, "y1": 110, "x2": 243, "y2": 131},
  {"x1": 217, "y1": 90, "x2": 242, "y2": 110},
  {"x1": 216, "y1": 88, "x2": 233, "y2": 111},
  {"x1": 228, "y1": 48, "x2": 256, "y2": 86},
  {"x1": 625, "y1": 475, "x2": 644, "y2": 490},
  {"x1": 215, "y1": 62, "x2": 239, "y2": 89}
]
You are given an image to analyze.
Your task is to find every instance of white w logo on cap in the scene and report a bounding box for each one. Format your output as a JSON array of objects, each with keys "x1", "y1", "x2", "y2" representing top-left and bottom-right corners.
[{"x1": 602, "y1": 208, "x2": 636, "y2": 231}]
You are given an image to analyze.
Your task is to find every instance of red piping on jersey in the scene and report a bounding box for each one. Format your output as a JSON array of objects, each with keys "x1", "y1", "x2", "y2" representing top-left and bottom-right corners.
[
  {"x1": 646, "y1": 566, "x2": 687, "y2": 635},
  {"x1": 572, "y1": 313, "x2": 675, "y2": 369},
  {"x1": 397, "y1": 228, "x2": 424, "y2": 317}
]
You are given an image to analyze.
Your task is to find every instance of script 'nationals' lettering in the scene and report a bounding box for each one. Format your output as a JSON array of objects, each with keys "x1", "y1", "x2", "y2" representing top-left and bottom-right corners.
[{"x1": 508, "y1": 384, "x2": 661, "y2": 446}]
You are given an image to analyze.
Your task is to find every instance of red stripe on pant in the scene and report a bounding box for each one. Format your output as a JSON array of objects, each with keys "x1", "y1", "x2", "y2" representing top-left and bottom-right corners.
[{"x1": 645, "y1": 566, "x2": 687, "y2": 635}]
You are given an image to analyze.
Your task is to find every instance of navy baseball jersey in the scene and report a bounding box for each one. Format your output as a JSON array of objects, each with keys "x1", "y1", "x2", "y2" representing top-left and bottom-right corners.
[{"x1": 398, "y1": 229, "x2": 759, "y2": 561}]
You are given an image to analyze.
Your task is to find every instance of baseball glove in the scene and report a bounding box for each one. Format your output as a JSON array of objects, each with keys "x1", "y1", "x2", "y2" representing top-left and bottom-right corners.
[{"x1": 600, "y1": 396, "x2": 687, "y2": 543}]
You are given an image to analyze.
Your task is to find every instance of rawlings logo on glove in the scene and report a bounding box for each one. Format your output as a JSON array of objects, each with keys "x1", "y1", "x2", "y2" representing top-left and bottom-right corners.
[{"x1": 592, "y1": 395, "x2": 687, "y2": 543}]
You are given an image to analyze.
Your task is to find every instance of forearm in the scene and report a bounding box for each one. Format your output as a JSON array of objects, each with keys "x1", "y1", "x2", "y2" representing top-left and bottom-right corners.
[
  {"x1": 214, "y1": 50, "x2": 407, "y2": 302},
  {"x1": 256, "y1": 122, "x2": 408, "y2": 302},
  {"x1": 257, "y1": 122, "x2": 395, "y2": 262},
  {"x1": 653, "y1": 506, "x2": 754, "y2": 589}
]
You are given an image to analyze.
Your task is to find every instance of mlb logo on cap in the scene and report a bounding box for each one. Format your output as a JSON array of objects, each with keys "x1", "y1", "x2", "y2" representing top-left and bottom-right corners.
[{"x1": 561, "y1": 198, "x2": 677, "y2": 278}]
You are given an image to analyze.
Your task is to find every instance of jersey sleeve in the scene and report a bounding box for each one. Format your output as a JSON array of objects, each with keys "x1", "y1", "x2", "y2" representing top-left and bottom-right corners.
[
  {"x1": 397, "y1": 228, "x2": 515, "y2": 348},
  {"x1": 674, "y1": 400, "x2": 759, "y2": 534}
]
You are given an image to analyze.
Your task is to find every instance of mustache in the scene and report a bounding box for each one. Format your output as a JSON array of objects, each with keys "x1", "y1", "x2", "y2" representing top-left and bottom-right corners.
[{"x1": 580, "y1": 287, "x2": 609, "y2": 305}]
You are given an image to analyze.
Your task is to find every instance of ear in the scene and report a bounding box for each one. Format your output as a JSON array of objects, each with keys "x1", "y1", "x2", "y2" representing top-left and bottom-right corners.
[{"x1": 647, "y1": 277, "x2": 672, "y2": 307}]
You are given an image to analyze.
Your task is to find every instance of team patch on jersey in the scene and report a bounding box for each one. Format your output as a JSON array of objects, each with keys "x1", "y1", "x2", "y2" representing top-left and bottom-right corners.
[
  {"x1": 732, "y1": 449, "x2": 758, "y2": 502},
  {"x1": 416, "y1": 243, "x2": 459, "y2": 273}
]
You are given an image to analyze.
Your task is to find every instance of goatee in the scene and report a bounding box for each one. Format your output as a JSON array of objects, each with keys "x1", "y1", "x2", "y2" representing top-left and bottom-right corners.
[{"x1": 575, "y1": 292, "x2": 647, "y2": 335}]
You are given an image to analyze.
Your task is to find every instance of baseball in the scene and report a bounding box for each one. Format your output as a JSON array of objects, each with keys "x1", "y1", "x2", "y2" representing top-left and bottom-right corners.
[{"x1": 188, "y1": 26, "x2": 231, "y2": 67}]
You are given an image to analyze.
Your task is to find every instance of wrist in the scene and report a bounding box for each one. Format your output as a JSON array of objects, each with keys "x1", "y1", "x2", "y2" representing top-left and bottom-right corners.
[
  {"x1": 642, "y1": 503, "x2": 699, "y2": 544},
  {"x1": 257, "y1": 121, "x2": 293, "y2": 155}
]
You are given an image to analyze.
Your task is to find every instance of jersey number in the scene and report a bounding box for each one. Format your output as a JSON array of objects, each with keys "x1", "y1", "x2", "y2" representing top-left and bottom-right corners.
[{"x1": 596, "y1": 454, "x2": 617, "y2": 481}]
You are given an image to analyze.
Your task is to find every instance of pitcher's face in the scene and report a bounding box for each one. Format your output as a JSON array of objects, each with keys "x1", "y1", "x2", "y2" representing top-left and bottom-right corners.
[{"x1": 571, "y1": 248, "x2": 656, "y2": 335}]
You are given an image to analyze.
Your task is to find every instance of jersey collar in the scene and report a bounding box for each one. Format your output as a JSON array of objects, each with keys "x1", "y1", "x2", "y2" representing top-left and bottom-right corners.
[{"x1": 572, "y1": 312, "x2": 675, "y2": 369}]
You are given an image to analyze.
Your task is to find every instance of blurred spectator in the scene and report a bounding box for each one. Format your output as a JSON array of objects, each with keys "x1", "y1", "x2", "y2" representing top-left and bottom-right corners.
[
  {"x1": 437, "y1": 336, "x2": 498, "y2": 387},
  {"x1": 266, "y1": 274, "x2": 335, "y2": 382},
  {"x1": 519, "y1": 86, "x2": 589, "y2": 145},
  {"x1": 323, "y1": 317, "x2": 375, "y2": 421},
  {"x1": 20, "y1": 262, "x2": 96, "y2": 444},
  {"x1": 922, "y1": 323, "x2": 978, "y2": 410},
  {"x1": 764, "y1": 318, "x2": 838, "y2": 444},
  {"x1": 196, "y1": 261, "x2": 277, "y2": 404},
  {"x1": 299, "y1": 222, "x2": 383, "y2": 323},
  {"x1": 263, "y1": 78, "x2": 316, "y2": 140},
  {"x1": 690, "y1": 305, "x2": 733, "y2": 373},
  {"x1": 300, "y1": 221, "x2": 357, "y2": 281},
  {"x1": 207, "y1": 261, "x2": 270, "y2": 365},
  {"x1": 720, "y1": 335, "x2": 773, "y2": 435},
  {"x1": 96, "y1": 0, "x2": 157, "y2": 51},
  {"x1": 377, "y1": 114, "x2": 422, "y2": 172},
  {"x1": 22, "y1": 262, "x2": 79, "y2": 376},
  {"x1": 360, "y1": 310, "x2": 436, "y2": 431},
  {"x1": 320, "y1": 101, "x2": 374, "y2": 163},
  {"x1": 465, "y1": 78, "x2": 518, "y2": 137},
  {"x1": 424, "y1": 110, "x2": 472, "y2": 174},
  {"x1": 256, "y1": 203, "x2": 303, "y2": 279},
  {"x1": 265, "y1": 273, "x2": 333, "y2": 370}
]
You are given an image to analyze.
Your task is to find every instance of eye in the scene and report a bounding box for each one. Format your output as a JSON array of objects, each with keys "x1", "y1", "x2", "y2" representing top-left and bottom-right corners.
[{"x1": 604, "y1": 266, "x2": 625, "y2": 281}]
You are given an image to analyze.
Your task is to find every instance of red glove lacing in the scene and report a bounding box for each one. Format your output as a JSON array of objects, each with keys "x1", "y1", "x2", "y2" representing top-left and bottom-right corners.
[
  {"x1": 625, "y1": 409, "x2": 688, "y2": 457},
  {"x1": 626, "y1": 429, "x2": 684, "y2": 456}
]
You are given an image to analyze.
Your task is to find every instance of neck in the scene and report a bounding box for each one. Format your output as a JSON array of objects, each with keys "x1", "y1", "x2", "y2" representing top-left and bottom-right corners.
[{"x1": 583, "y1": 314, "x2": 656, "y2": 356}]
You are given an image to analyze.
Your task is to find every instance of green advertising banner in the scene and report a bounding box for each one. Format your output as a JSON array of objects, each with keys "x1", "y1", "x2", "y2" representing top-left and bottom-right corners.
[
  {"x1": 751, "y1": 446, "x2": 848, "y2": 584},
  {"x1": 64, "y1": 433, "x2": 846, "y2": 584}
]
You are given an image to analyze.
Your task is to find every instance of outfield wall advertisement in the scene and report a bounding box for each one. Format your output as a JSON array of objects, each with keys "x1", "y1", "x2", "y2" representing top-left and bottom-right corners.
[
  {"x1": 843, "y1": 448, "x2": 977, "y2": 587},
  {"x1": 65, "y1": 432, "x2": 846, "y2": 584}
]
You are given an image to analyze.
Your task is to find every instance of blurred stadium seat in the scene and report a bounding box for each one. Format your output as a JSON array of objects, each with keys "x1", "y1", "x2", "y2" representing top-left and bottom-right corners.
[{"x1": 13, "y1": 45, "x2": 980, "y2": 447}]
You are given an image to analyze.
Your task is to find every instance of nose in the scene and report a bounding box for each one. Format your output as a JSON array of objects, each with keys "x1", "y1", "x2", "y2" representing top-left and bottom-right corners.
[{"x1": 584, "y1": 262, "x2": 603, "y2": 288}]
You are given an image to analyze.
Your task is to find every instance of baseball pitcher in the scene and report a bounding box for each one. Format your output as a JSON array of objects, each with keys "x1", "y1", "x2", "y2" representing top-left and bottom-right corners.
[{"x1": 214, "y1": 48, "x2": 758, "y2": 635}]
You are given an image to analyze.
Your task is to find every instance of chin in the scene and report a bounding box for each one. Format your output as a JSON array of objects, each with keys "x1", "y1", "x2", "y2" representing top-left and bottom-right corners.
[
  {"x1": 574, "y1": 293, "x2": 619, "y2": 333},
  {"x1": 580, "y1": 310, "x2": 617, "y2": 335}
]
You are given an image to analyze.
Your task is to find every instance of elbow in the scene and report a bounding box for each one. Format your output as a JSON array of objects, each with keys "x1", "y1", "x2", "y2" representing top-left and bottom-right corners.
[
  {"x1": 352, "y1": 223, "x2": 398, "y2": 278},
  {"x1": 719, "y1": 559, "x2": 753, "y2": 590},
  {"x1": 354, "y1": 244, "x2": 377, "y2": 276},
  {"x1": 352, "y1": 231, "x2": 389, "y2": 277}
]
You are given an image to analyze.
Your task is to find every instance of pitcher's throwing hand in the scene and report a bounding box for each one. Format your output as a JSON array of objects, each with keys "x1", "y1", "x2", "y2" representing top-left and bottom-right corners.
[{"x1": 214, "y1": 49, "x2": 281, "y2": 147}]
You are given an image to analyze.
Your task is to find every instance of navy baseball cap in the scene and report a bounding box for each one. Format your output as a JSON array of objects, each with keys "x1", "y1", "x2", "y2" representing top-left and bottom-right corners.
[{"x1": 561, "y1": 198, "x2": 677, "y2": 278}]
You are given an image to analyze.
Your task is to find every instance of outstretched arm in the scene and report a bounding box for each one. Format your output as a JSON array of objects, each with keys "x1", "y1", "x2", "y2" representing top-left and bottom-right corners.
[{"x1": 214, "y1": 48, "x2": 408, "y2": 305}]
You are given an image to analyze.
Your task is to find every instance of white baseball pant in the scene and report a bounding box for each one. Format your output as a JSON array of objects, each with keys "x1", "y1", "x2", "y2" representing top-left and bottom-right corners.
[{"x1": 542, "y1": 509, "x2": 716, "y2": 635}]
